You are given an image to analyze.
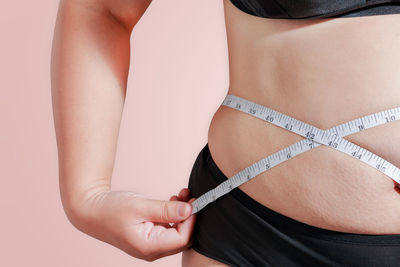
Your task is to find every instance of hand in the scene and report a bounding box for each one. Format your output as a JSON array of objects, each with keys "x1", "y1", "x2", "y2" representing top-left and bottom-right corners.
[{"x1": 72, "y1": 188, "x2": 197, "y2": 262}]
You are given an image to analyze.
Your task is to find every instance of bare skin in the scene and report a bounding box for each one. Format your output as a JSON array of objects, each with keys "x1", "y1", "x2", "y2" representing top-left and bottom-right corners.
[
  {"x1": 183, "y1": 0, "x2": 400, "y2": 266},
  {"x1": 51, "y1": 0, "x2": 400, "y2": 266},
  {"x1": 51, "y1": 0, "x2": 197, "y2": 262}
]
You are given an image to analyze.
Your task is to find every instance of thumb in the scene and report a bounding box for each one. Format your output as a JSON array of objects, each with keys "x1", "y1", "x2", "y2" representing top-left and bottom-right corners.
[{"x1": 137, "y1": 198, "x2": 193, "y2": 223}]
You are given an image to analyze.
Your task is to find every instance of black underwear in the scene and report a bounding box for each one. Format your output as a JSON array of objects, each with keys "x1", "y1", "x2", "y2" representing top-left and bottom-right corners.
[
  {"x1": 229, "y1": 0, "x2": 400, "y2": 19},
  {"x1": 187, "y1": 143, "x2": 400, "y2": 267}
]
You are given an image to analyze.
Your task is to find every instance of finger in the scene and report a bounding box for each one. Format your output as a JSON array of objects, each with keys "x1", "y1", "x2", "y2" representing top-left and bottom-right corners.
[
  {"x1": 163, "y1": 205, "x2": 197, "y2": 247},
  {"x1": 135, "y1": 198, "x2": 198, "y2": 259},
  {"x1": 134, "y1": 212, "x2": 196, "y2": 260},
  {"x1": 137, "y1": 198, "x2": 192, "y2": 223},
  {"x1": 148, "y1": 203, "x2": 197, "y2": 255},
  {"x1": 169, "y1": 195, "x2": 178, "y2": 201},
  {"x1": 172, "y1": 197, "x2": 196, "y2": 226},
  {"x1": 178, "y1": 188, "x2": 191, "y2": 201},
  {"x1": 170, "y1": 197, "x2": 197, "y2": 233}
]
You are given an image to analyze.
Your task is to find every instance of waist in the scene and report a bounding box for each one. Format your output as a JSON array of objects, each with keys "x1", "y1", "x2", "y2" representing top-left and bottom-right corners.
[{"x1": 207, "y1": 88, "x2": 400, "y2": 234}]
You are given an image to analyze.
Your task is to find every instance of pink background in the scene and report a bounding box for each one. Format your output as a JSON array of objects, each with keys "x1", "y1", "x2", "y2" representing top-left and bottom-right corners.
[{"x1": 0, "y1": 0, "x2": 228, "y2": 266}]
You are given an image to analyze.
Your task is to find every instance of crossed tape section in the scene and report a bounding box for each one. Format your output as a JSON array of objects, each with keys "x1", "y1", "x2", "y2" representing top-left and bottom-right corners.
[{"x1": 191, "y1": 94, "x2": 400, "y2": 214}]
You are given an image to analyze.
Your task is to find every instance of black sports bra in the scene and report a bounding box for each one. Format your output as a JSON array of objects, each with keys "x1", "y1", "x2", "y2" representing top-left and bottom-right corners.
[{"x1": 229, "y1": 0, "x2": 400, "y2": 19}]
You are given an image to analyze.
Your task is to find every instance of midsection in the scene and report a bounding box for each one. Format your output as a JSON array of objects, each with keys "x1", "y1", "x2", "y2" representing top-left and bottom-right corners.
[{"x1": 208, "y1": 0, "x2": 400, "y2": 234}]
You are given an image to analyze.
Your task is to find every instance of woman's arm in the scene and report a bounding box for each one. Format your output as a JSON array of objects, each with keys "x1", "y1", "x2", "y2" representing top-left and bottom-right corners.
[
  {"x1": 51, "y1": 0, "x2": 143, "y2": 227},
  {"x1": 51, "y1": 0, "x2": 196, "y2": 261}
]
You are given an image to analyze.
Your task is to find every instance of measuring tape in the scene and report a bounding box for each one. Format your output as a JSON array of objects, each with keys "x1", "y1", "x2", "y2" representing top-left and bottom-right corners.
[{"x1": 191, "y1": 94, "x2": 400, "y2": 214}]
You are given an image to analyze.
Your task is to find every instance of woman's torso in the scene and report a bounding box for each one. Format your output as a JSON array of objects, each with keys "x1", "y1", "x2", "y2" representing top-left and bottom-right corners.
[{"x1": 183, "y1": 0, "x2": 400, "y2": 266}]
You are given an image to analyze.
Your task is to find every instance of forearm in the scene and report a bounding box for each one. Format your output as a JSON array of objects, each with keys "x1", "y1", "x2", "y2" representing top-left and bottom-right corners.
[{"x1": 51, "y1": 0, "x2": 132, "y2": 223}]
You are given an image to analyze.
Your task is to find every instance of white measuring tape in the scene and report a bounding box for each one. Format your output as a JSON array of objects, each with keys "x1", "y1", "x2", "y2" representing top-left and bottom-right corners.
[{"x1": 191, "y1": 94, "x2": 400, "y2": 214}]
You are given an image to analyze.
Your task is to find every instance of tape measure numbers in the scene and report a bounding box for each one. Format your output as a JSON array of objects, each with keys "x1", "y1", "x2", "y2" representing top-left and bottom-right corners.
[{"x1": 191, "y1": 94, "x2": 400, "y2": 214}]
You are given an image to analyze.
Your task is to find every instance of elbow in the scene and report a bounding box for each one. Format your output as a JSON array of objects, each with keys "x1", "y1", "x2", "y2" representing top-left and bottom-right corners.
[{"x1": 60, "y1": 192, "x2": 91, "y2": 233}]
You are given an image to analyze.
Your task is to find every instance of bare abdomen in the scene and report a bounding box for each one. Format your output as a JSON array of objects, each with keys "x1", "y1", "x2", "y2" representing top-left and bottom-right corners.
[{"x1": 210, "y1": 11, "x2": 400, "y2": 234}]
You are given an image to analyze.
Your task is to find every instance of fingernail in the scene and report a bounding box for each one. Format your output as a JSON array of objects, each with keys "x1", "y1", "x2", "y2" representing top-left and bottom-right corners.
[{"x1": 178, "y1": 204, "x2": 189, "y2": 218}]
